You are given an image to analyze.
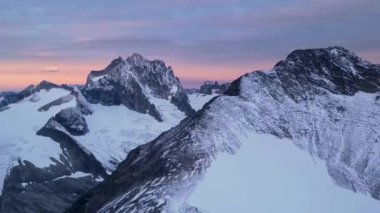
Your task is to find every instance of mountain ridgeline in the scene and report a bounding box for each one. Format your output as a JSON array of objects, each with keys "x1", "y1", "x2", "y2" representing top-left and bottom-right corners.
[
  {"x1": 67, "y1": 47, "x2": 380, "y2": 212},
  {"x1": 0, "y1": 47, "x2": 380, "y2": 213}
]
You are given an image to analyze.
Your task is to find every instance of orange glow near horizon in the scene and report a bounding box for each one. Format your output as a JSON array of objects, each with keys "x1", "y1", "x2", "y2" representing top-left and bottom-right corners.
[
  {"x1": 0, "y1": 59, "x2": 274, "y2": 91},
  {"x1": 0, "y1": 60, "x2": 107, "y2": 91}
]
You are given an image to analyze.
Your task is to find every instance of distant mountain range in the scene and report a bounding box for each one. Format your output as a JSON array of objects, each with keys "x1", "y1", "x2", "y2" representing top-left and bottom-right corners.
[{"x1": 1, "y1": 47, "x2": 380, "y2": 213}]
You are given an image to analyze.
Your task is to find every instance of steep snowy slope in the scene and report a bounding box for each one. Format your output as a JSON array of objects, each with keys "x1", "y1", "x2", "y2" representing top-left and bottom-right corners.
[
  {"x1": 188, "y1": 134, "x2": 380, "y2": 213},
  {"x1": 67, "y1": 47, "x2": 380, "y2": 213}
]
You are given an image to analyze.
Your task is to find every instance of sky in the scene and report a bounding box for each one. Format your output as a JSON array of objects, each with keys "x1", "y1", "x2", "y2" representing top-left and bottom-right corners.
[{"x1": 0, "y1": 0, "x2": 380, "y2": 90}]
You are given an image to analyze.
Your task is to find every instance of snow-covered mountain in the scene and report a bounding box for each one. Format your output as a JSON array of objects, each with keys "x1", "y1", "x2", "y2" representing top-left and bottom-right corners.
[
  {"x1": 0, "y1": 54, "x2": 198, "y2": 213},
  {"x1": 0, "y1": 81, "x2": 59, "y2": 111},
  {"x1": 67, "y1": 47, "x2": 380, "y2": 213},
  {"x1": 83, "y1": 54, "x2": 195, "y2": 121}
]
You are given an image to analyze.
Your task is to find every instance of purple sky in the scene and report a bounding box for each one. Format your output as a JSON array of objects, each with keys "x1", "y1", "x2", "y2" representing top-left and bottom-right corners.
[{"x1": 0, "y1": 0, "x2": 379, "y2": 90}]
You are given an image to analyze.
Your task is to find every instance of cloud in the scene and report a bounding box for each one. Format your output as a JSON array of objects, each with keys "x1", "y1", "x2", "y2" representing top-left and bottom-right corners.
[
  {"x1": 40, "y1": 66, "x2": 60, "y2": 73},
  {"x1": 0, "y1": 66, "x2": 60, "y2": 74}
]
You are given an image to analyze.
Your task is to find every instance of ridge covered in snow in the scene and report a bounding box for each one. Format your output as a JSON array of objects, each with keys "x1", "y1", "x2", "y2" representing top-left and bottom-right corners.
[{"x1": 67, "y1": 47, "x2": 380, "y2": 213}]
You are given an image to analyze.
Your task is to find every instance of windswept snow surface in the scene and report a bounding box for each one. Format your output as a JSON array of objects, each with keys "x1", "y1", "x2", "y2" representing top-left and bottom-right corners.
[
  {"x1": 187, "y1": 93, "x2": 218, "y2": 111},
  {"x1": 0, "y1": 88, "x2": 76, "y2": 194},
  {"x1": 74, "y1": 97, "x2": 186, "y2": 172},
  {"x1": 188, "y1": 134, "x2": 380, "y2": 213}
]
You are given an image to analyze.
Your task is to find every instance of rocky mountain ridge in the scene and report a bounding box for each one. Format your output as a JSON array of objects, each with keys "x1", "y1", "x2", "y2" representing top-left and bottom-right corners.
[{"x1": 67, "y1": 46, "x2": 380, "y2": 212}]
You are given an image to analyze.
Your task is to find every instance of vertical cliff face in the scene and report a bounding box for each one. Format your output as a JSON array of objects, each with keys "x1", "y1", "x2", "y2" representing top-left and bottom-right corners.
[{"x1": 82, "y1": 54, "x2": 195, "y2": 121}]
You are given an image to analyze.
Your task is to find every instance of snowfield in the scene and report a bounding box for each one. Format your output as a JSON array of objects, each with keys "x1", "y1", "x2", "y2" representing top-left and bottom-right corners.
[
  {"x1": 0, "y1": 88, "x2": 76, "y2": 194},
  {"x1": 188, "y1": 133, "x2": 380, "y2": 213},
  {"x1": 74, "y1": 97, "x2": 186, "y2": 172},
  {"x1": 187, "y1": 93, "x2": 218, "y2": 111},
  {"x1": 73, "y1": 91, "x2": 216, "y2": 172}
]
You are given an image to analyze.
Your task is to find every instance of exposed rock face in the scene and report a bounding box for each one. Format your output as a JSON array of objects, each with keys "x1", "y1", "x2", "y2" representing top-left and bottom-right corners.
[
  {"x1": 0, "y1": 162, "x2": 100, "y2": 213},
  {"x1": 53, "y1": 107, "x2": 89, "y2": 136},
  {"x1": 199, "y1": 81, "x2": 230, "y2": 94},
  {"x1": 67, "y1": 47, "x2": 380, "y2": 213},
  {"x1": 82, "y1": 54, "x2": 195, "y2": 121},
  {"x1": 273, "y1": 46, "x2": 380, "y2": 101}
]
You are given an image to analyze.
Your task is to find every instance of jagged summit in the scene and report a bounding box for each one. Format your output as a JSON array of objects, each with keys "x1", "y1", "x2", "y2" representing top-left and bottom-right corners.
[
  {"x1": 250, "y1": 46, "x2": 380, "y2": 102},
  {"x1": 83, "y1": 54, "x2": 195, "y2": 121},
  {"x1": 227, "y1": 47, "x2": 380, "y2": 100},
  {"x1": 125, "y1": 53, "x2": 149, "y2": 67}
]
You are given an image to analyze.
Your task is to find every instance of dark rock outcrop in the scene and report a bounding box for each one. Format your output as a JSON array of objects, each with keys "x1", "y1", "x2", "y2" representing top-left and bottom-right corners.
[
  {"x1": 52, "y1": 107, "x2": 89, "y2": 136},
  {"x1": 199, "y1": 81, "x2": 230, "y2": 94}
]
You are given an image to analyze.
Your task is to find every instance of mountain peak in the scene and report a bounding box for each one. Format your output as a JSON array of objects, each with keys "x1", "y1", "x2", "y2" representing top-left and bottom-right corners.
[
  {"x1": 83, "y1": 54, "x2": 195, "y2": 120},
  {"x1": 279, "y1": 46, "x2": 356, "y2": 66},
  {"x1": 251, "y1": 46, "x2": 380, "y2": 102},
  {"x1": 126, "y1": 53, "x2": 149, "y2": 67},
  {"x1": 129, "y1": 53, "x2": 144, "y2": 60},
  {"x1": 36, "y1": 80, "x2": 58, "y2": 91}
]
